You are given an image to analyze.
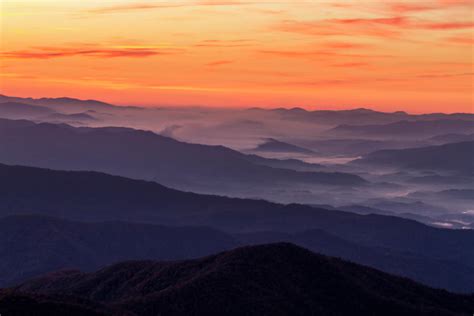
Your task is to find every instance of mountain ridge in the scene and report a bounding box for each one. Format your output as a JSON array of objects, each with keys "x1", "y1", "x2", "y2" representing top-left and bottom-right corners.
[
  {"x1": 9, "y1": 243, "x2": 474, "y2": 316},
  {"x1": 1, "y1": 164, "x2": 474, "y2": 292},
  {"x1": 354, "y1": 141, "x2": 474, "y2": 173},
  {"x1": 0, "y1": 118, "x2": 366, "y2": 194}
]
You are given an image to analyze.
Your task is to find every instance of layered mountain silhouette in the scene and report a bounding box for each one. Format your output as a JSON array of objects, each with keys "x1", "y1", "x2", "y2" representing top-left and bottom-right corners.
[
  {"x1": 2, "y1": 215, "x2": 474, "y2": 292},
  {"x1": 4, "y1": 94, "x2": 473, "y2": 124},
  {"x1": 429, "y1": 133, "x2": 474, "y2": 144},
  {"x1": 245, "y1": 154, "x2": 323, "y2": 171},
  {"x1": 0, "y1": 163, "x2": 369, "y2": 229},
  {"x1": 2, "y1": 93, "x2": 473, "y2": 315},
  {"x1": 0, "y1": 94, "x2": 122, "y2": 114},
  {"x1": 0, "y1": 102, "x2": 54, "y2": 119},
  {"x1": 354, "y1": 141, "x2": 474, "y2": 173},
  {"x1": 0, "y1": 101, "x2": 99, "y2": 124},
  {"x1": 327, "y1": 120, "x2": 474, "y2": 139},
  {"x1": 47, "y1": 112, "x2": 97, "y2": 122},
  {"x1": 7, "y1": 244, "x2": 474, "y2": 316},
  {"x1": 250, "y1": 107, "x2": 474, "y2": 125},
  {"x1": 1, "y1": 164, "x2": 474, "y2": 292},
  {"x1": 0, "y1": 119, "x2": 365, "y2": 195},
  {"x1": 408, "y1": 189, "x2": 474, "y2": 201},
  {"x1": 297, "y1": 138, "x2": 415, "y2": 156},
  {"x1": 0, "y1": 215, "x2": 237, "y2": 287},
  {"x1": 251, "y1": 138, "x2": 315, "y2": 154}
]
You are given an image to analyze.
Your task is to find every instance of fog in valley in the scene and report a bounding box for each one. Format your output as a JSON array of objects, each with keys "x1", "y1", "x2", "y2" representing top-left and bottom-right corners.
[{"x1": 2, "y1": 94, "x2": 473, "y2": 230}]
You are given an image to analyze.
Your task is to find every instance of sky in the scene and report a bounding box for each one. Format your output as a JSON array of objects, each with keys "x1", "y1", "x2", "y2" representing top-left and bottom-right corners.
[{"x1": 0, "y1": 0, "x2": 473, "y2": 113}]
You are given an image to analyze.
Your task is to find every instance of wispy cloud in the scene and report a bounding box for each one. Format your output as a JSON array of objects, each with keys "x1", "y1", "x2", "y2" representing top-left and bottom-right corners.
[
  {"x1": 88, "y1": 3, "x2": 176, "y2": 14},
  {"x1": 194, "y1": 39, "x2": 255, "y2": 48},
  {"x1": 1, "y1": 73, "x2": 241, "y2": 93},
  {"x1": 416, "y1": 72, "x2": 474, "y2": 79},
  {"x1": 335, "y1": 17, "x2": 474, "y2": 30},
  {"x1": 445, "y1": 34, "x2": 474, "y2": 45},
  {"x1": 421, "y1": 22, "x2": 474, "y2": 30},
  {"x1": 268, "y1": 79, "x2": 366, "y2": 87},
  {"x1": 258, "y1": 49, "x2": 325, "y2": 58},
  {"x1": 254, "y1": 8, "x2": 285, "y2": 15},
  {"x1": 0, "y1": 45, "x2": 182, "y2": 59},
  {"x1": 274, "y1": 16, "x2": 474, "y2": 39},
  {"x1": 206, "y1": 60, "x2": 234, "y2": 66},
  {"x1": 256, "y1": 41, "x2": 375, "y2": 61},
  {"x1": 258, "y1": 49, "x2": 391, "y2": 59},
  {"x1": 388, "y1": 3, "x2": 439, "y2": 14},
  {"x1": 322, "y1": 42, "x2": 373, "y2": 49},
  {"x1": 269, "y1": 72, "x2": 474, "y2": 88},
  {"x1": 87, "y1": 1, "x2": 256, "y2": 14},
  {"x1": 330, "y1": 62, "x2": 370, "y2": 68},
  {"x1": 0, "y1": 72, "x2": 39, "y2": 80},
  {"x1": 388, "y1": 0, "x2": 473, "y2": 13},
  {"x1": 274, "y1": 19, "x2": 401, "y2": 38},
  {"x1": 336, "y1": 16, "x2": 409, "y2": 26}
]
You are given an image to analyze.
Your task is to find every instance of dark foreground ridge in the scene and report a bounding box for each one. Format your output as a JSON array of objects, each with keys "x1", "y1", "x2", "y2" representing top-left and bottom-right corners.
[
  {"x1": 1, "y1": 164, "x2": 474, "y2": 293},
  {"x1": 4, "y1": 243, "x2": 474, "y2": 316}
]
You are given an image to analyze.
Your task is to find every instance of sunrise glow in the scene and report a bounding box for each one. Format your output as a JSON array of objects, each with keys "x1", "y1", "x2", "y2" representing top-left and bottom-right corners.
[{"x1": 1, "y1": 0, "x2": 473, "y2": 112}]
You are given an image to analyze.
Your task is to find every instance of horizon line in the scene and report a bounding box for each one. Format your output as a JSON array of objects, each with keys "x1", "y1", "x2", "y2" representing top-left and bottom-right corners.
[{"x1": 1, "y1": 92, "x2": 472, "y2": 115}]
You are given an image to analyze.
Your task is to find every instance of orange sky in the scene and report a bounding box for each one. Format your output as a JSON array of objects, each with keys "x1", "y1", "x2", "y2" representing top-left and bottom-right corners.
[{"x1": 0, "y1": 0, "x2": 473, "y2": 113}]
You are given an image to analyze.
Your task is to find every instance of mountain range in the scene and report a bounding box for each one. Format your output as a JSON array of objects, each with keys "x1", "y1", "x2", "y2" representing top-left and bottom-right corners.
[
  {"x1": 0, "y1": 102, "x2": 55, "y2": 120},
  {"x1": 251, "y1": 138, "x2": 315, "y2": 154},
  {"x1": 355, "y1": 141, "x2": 474, "y2": 174},
  {"x1": 250, "y1": 107, "x2": 474, "y2": 125},
  {"x1": 0, "y1": 101, "x2": 100, "y2": 125},
  {"x1": 0, "y1": 94, "x2": 121, "y2": 113},
  {"x1": 1, "y1": 94, "x2": 473, "y2": 314},
  {"x1": 327, "y1": 120, "x2": 474, "y2": 139},
  {"x1": 5, "y1": 243, "x2": 474, "y2": 316},
  {"x1": 0, "y1": 118, "x2": 365, "y2": 196},
  {"x1": 0, "y1": 215, "x2": 236, "y2": 287},
  {"x1": 1, "y1": 164, "x2": 474, "y2": 292}
]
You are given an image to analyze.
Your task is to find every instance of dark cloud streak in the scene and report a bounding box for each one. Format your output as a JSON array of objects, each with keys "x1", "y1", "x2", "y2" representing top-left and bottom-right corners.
[{"x1": 0, "y1": 46, "x2": 181, "y2": 59}]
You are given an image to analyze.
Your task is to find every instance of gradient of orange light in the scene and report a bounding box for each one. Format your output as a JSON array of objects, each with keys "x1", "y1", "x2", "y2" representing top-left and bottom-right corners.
[{"x1": 0, "y1": 0, "x2": 473, "y2": 113}]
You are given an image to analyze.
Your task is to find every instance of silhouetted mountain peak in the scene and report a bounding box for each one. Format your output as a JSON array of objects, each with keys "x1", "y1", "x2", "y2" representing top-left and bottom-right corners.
[
  {"x1": 347, "y1": 107, "x2": 377, "y2": 113},
  {"x1": 0, "y1": 94, "x2": 142, "y2": 112},
  {"x1": 12, "y1": 243, "x2": 474, "y2": 316},
  {"x1": 252, "y1": 138, "x2": 315, "y2": 154}
]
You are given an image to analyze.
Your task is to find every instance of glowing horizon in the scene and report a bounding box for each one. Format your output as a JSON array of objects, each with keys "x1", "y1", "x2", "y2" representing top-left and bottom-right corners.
[{"x1": 1, "y1": 0, "x2": 473, "y2": 113}]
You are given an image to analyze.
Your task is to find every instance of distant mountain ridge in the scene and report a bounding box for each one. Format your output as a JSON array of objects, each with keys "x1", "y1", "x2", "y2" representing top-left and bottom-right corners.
[
  {"x1": 3, "y1": 94, "x2": 473, "y2": 123},
  {"x1": 251, "y1": 138, "x2": 315, "y2": 154},
  {"x1": 0, "y1": 118, "x2": 365, "y2": 195},
  {"x1": 8, "y1": 243, "x2": 474, "y2": 316},
  {"x1": 0, "y1": 94, "x2": 113, "y2": 108},
  {"x1": 0, "y1": 162, "x2": 365, "y2": 227},
  {"x1": 0, "y1": 102, "x2": 55, "y2": 119},
  {"x1": 248, "y1": 106, "x2": 474, "y2": 125},
  {"x1": 327, "y1": 120, "x2": 474, "y2": 138},
  {"x1": 0, "y1": 101, "x2": 101, "y2": 125},
  {"x1": 47, "y1": 112, "x2": 97, "y2": 121},
  {"x1": 0, "y1": 94, "x2": 139, "y2": 114},
  {"x1": 429, "y1": 133, "x2": 474, "y2": 144},
  {"x1": 354, "y1": 141, "x2": 474, "y2": 173},
  {"x1": 3, "y1": 93, "x2": 474, "y2": 315}
]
